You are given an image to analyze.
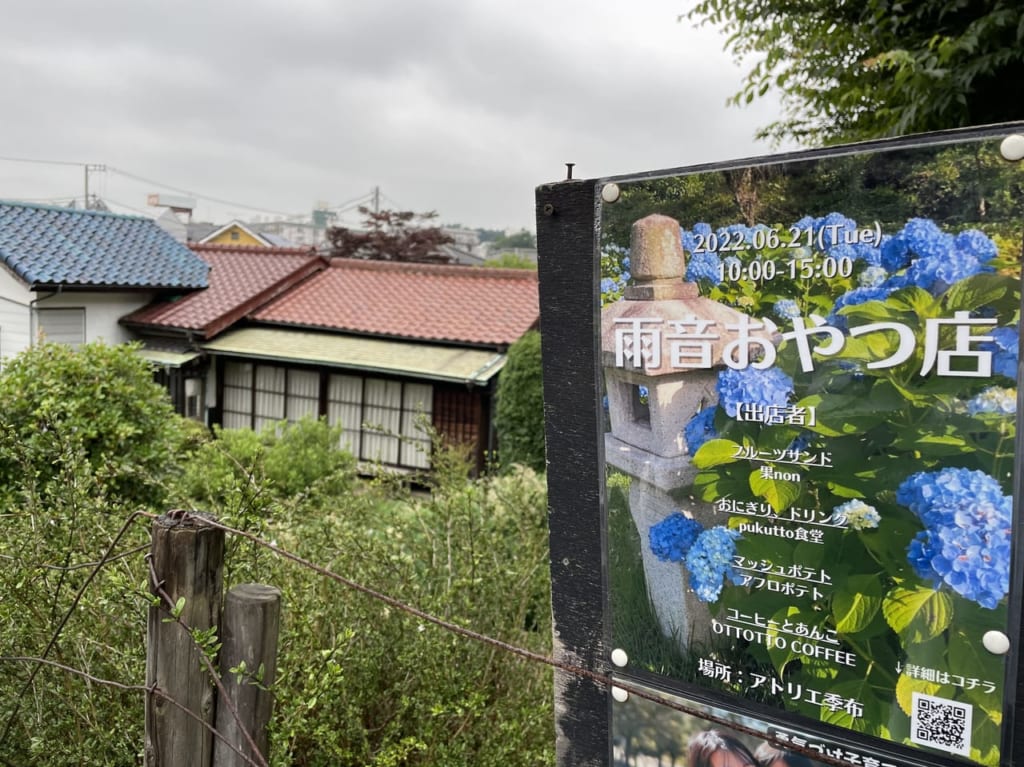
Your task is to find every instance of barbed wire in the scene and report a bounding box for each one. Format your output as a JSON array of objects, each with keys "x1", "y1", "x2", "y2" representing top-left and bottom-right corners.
[{"x1": 0, "y1": 506, "x2": 854, "y2": 767}]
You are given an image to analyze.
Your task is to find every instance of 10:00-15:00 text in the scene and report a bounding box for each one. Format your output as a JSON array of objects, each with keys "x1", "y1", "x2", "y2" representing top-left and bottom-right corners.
[{"x1": 720, "y1": 256, "x2": 855, "y2": 282}]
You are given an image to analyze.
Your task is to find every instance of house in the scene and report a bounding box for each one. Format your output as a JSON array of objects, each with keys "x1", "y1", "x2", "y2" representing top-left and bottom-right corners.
[
  {"x1": 124, "y1": 247, "x2": 539, "y2": 473},
  {"x1": 121, "y1": 243, "x2": 325, "y2": 419},
  {"x1": 0, "y1": 201, "x2": 208, "y2": 364},
  {"x1": 196, "y1": 220, "x2": 296, "y2": 248}
]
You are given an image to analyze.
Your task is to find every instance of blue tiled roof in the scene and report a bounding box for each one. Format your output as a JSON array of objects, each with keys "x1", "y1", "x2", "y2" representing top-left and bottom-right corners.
[{"x1": 0, "y1": 201, "x2": 208, "y2": 289}]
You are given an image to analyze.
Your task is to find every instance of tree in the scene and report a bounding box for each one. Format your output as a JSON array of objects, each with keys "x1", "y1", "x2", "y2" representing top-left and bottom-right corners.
[
  {"x1": 484, "y1": 252, "x2": 537, "y2": 270},
  {"x1": 326, "y1": 206, "x2": 455, "y2": 263},
  {"x1": 493, "y1": 229, "x2": 536, "y2": 249},
  {"x1": 494, "y1": 330, "x2": 546, "y2": 472},
  {"x1": 687, "y1": 0, "x2": 1024, "y2": 145}
]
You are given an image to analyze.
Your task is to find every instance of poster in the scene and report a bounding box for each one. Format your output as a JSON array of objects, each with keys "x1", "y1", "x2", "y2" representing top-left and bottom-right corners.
[
  {"x1": 612, "y1": 681, "x2": 897, "y2": 767},
  {"x1": 599, "y1": 137, "x2": 1022, "y2": 766}
]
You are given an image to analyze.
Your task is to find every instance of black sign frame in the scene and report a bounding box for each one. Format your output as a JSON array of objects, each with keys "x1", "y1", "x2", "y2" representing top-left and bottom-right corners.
[{"x1": 536, "y1": 122, "x2": 1024, "y2": 767}]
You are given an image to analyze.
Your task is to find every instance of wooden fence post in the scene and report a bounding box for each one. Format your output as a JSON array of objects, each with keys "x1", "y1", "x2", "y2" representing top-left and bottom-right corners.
[
  {"x1": 145, "y1": 511, "x2": 224, "y2": 767},
  {"x1": 213, "y1": 583, "x2": 282, "y2": 767}
]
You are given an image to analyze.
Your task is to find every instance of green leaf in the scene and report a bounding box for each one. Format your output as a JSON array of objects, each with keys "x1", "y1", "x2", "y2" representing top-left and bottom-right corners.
[
  {"x1": 171, "y1": 596, "x2": 186, "y2": 619},
  {"x1": 882, "y1": 584, "x2": 953, "y2": 642},
  {"x1": 748, "y1": 469, "x2": 801, "y2": 512},
  {"x1": 832, "y1": 575, "x2": 883, "y2": 633},
  {"x1": 942, "y1": 273, "x2": 1012, "y2": 312},
  {"x1": 895, "y1": 672, "x2": 942, "y2": 716},
  {"x1": 692, "y1": 438, "x2": 742, "y2": 468}
]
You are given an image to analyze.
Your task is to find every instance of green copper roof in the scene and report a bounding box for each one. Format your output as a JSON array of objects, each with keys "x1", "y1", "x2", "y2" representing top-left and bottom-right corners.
[{"x1": 202, "y1": 327, "x2": 506, "y2": 384}]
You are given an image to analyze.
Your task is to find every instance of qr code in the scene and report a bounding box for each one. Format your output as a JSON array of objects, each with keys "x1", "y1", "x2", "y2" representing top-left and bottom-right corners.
[{"x1": 910, "y1": 692, "x2": 972, "y2": 756}]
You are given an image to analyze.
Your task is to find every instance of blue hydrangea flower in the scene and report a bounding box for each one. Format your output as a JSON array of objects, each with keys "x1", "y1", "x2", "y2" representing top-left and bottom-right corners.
[
  {"x1": 967, "y1": 386, "x2": 1016, "y2": 416},
  {"x1": 684, "y1": 406, "x2": 717, "y2": 455},
  {"x1": 905, "y1": 250, "x2": 989, "y2": 293},
  {"x1": 686, "y1": 249, "x2": 722, "y2": 283},
  {"x1": 717, "y1": 223, "x2": 755, "y2": 246},
  {"x1": 685, "y1": 526, "x2": 742, "y2": 602},
  {"x1": 954, "y1": 230, "x2": 998, "y2": 262},
  {"x1": 897, "y1": 467, "x2": 1012, "y2": 608},
  {"x1": 813, "y1": 212, "x2": 858, "y2": 252},
  {"x1": 832, "y1": 499, "x2": 880, "y2": 530},
  {"x1": 773, "y1": 299, "x2": 801, "y2": 320},
  {"x1": 850, "y1": 241, "x2": 882, "y2": 266},
  {"x1": 902, "y1": 218, "x2": 955, "y2": 261},
  {"x1": 880, "y1": 235, "x2": 911, "y2": 272},
  {"x1": 716, "y1": 367, "x2": 794, "y2": 418},
  {"x1": 638, "y1": 385, "x2": 649, "y2": 405},
  {"x1": 649, "y1": 513, "x2": 703, "y2": 563},
  {"x1": 984, "y1": 326, "x2": 1018, "y2": 379},
  {"x1": 681, "y1": 222, "x2": 713, "y2": 256},
  {"x1": 881, "y1": 219, "x2": 995, "y2": 295}
]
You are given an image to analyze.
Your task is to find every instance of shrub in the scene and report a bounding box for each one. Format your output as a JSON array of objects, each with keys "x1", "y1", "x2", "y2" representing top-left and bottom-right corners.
[
  {"x1": 494, "y1": 330, "x2": 546, "y2": 472},
  {"x1": 0, "y1": 340, "x2": 184, "y2": 508}
]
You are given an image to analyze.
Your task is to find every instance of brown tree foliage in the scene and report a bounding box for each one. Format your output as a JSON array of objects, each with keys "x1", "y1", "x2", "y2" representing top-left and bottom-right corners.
[{"x1": 326, "y1": 207, "x2": 455, "y2": 263}]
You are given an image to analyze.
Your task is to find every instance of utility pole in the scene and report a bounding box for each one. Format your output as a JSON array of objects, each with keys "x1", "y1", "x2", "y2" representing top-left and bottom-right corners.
[
  {"x1": 372, "y1": 185, "x2": 380, "y2": 214},
  {"x1": 83, "y1": 164, "x2": 106, "y2": 209}
]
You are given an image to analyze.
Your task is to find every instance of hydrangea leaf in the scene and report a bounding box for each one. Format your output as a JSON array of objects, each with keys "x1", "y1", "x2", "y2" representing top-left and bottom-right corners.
[
  {"x1": 821, "y1": 677, "x2": 887, "y2": 733},
  {"x1": 796, "y1": 393, "x2": 890, "y2": 436},
  {"x1": 948, "y1": 628, "x2": 1005, "y2": 719},
  {"x1": 883, "y1": 286, "x2": 941, "y2": 317},
  {"x1": 832, "y1": 575, "x2": 883, "y2": 633},
  {"x1": 942, "y1": 273, "x2": 1013, "y2": 313},
  {"x1": 692, "y1": 438, "x2": 742, "y2": 469},
  {"x1": 894, "y1": 673, "x2": 942, "y2": 716},
  {"x1": 882, "y1": 585, "x2": 953, "y2": 642},
  {"x1": 748, "y1": 469, "x2": 801, "y2": 512}
]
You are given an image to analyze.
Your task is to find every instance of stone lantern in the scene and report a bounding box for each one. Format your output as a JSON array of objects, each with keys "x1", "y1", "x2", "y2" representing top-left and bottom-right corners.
[{"x1": 601, "y1": 214, "x2": 773, "y2": 648}]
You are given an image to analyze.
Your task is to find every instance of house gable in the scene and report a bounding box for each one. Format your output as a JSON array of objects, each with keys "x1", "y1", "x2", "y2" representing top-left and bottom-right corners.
[
  {"x1": 122, "y1": 244, "x2": 326, "y2": 340},
  {"x1": 199, "y1": 220, "x2": 273, "y2": 247}
]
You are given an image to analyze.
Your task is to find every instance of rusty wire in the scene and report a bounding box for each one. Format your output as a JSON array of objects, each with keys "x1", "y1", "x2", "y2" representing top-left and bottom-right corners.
[{"x1": 0, "y1": 506, "x2": 862, "y2": 767}]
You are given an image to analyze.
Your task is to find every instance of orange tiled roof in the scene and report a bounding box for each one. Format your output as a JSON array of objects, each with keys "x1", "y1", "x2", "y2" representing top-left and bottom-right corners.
[
  {"x1": 252, "y1": 258, "x2": 539, "y2": 347},
  {"x1": 121, "y1": 243, "x2": 325, "y2": 339}
]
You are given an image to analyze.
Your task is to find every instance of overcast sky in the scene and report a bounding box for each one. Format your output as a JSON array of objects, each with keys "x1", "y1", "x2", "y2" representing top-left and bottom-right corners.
[{"x1": 0, "y1": 0, "x2": 791, "y2": 232}]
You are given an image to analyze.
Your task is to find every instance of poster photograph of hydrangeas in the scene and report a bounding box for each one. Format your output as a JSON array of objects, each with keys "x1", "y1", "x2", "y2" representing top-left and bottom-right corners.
[{"x1": 535, "y1": 124, "x2": 1024, "y2": 767}]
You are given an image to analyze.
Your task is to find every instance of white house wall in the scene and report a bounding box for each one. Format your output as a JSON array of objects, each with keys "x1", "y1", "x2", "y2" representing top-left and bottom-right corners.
[
  {"x1": 32, "y1": 291, "x2": 155, "y2": 347},
  {"x1": 0, "y1": 267, "x2": 33, "y2": 363}
]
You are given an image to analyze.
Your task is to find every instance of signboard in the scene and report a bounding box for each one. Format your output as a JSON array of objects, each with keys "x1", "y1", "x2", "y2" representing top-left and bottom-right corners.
[{"x1": 536, "y1": 124, "x2": 1024, "y2": 767}]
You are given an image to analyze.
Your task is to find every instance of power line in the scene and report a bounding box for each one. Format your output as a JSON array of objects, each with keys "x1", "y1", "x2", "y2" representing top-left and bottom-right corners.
[
  {"x1": 106, "y1": 166, "x2": 300, "y2": 218},
  {"x1": 0, "y1": 153, "x2": 391, "y2": 224},
  {"x1": 0, "y1": 154, "x2": 89, "y2": 168}
]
